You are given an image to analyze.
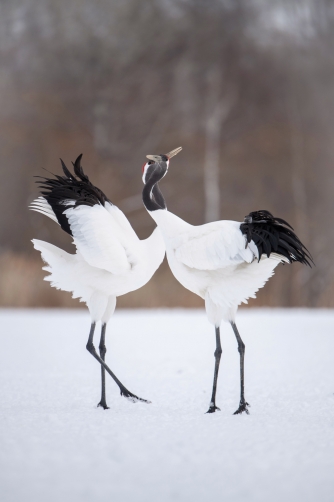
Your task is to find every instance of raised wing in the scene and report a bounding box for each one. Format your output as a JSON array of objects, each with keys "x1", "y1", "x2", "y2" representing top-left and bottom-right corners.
[
  {"x1": 104, "y1": 202, "x2": 139, "y2": 243},
  {"x1": 30, "y1": 154, "x2": 110, "y2": 234},
  {"x1": 30, "y1": 196, "x2": 60, "y2": 225},
  {"x1": 30, "y1": 154, "x2": 140, "y2": 274},
  {"x1": 173, "y1": 220, "x2": 255, "y2": 270},
  {"x1": 65, "y1": 204, "x2": 137, "y2": 274}
]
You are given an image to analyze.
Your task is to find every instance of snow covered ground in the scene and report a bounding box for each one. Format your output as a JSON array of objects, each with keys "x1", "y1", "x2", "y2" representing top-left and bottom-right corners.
[{"x1": 1, "y1": 308, "x2": 334, "y2": 502}]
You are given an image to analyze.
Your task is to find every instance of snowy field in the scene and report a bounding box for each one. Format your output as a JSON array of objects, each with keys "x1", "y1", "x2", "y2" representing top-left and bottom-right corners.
[{"x1": 1, "y1": 308, "x2": 334, "y2": 502}]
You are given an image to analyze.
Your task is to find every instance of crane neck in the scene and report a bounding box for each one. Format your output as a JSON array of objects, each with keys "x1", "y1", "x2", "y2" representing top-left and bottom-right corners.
[{"x1": 142, "y1": 171, "x2": 166, "y2": 212}]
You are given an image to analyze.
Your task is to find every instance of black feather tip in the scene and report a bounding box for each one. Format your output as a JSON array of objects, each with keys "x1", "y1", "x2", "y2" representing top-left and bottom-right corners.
[
  {"x1": 240, "y1": 210, "x2": 313, "y2": 267},
  {"x1": 35, "y1": 154, "x2": 111, "y2": 236}
]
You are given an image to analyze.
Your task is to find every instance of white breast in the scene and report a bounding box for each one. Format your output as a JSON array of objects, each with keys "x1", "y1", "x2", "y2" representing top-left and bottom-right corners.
[{"x1": 149, "y1": 208, "x2": 280, "y2": 324}]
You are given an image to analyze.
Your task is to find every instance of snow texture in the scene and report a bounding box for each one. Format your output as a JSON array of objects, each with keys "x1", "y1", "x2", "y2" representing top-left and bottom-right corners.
[{"x1": 1, "y1": 308, "x2": 334, "y2": 502}]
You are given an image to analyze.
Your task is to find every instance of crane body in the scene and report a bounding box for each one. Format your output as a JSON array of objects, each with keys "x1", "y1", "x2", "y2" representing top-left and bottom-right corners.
[
  {"x1": 141, "y1": 147, "x2": 312, "y2": 414},
  {"x1": 31, "y1": 155, "x2": 165, "y2": 409}
]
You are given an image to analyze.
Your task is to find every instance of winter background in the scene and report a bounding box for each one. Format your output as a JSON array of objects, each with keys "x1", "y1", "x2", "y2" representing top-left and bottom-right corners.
[
  {"x1": 1, "y1": 1, "x2": 334, "y2": 501},
  {"x1": 1, "y1": 309, "x2": 334, "y2": 502}
]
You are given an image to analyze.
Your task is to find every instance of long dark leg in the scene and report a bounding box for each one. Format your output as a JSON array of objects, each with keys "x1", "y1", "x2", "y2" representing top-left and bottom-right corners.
[
  {"x1": 231, "y1": 321, "x2": 250, "y2": 415},
  {"x1": 206, "y1": 326, "x2": 222, "y2": 414},
  {"x1": 86, "y1": 323, "x2": 150, "y2": 404},
  {"x1": 97, "y1": 323, "x2": 109, "y2": 410}
]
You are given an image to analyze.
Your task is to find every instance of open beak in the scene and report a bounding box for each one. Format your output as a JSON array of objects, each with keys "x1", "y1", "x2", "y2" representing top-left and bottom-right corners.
[{"x1": 146, "y1": 146, "x2": 182, "y2": 162}]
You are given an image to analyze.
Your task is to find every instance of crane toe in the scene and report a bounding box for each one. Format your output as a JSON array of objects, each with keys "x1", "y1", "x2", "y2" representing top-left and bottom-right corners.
[
  {"x1": 120, "y1": 389, "x2": 152, "y2": 404},
  {"x1": 233, "y1": 401, "x2": 250, "y2": 415},
  {"x1": 206, "y1": 403, "x2": 221, "y2": 414},
  {"x1": 97, "y1": 401, "x2": 110, "y2": 410}
]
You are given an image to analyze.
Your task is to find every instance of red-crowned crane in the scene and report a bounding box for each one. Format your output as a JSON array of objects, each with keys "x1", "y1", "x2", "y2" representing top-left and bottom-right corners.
[
  {"x1": 141, "y1": 147, "x2": 312, "y2": 415},
  {"x1": 30, "y1": 154, "x2": 165, "y2": 409}
]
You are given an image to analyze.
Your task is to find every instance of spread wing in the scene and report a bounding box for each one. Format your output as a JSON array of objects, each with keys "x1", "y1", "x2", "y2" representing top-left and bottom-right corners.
[
  {"x1": 173, "y1": 221, "x2": 255, "y2": 270},
  {"x1": 30, "y1": 154, "x2": 140, "y2": 275},
  {"x1": 65, "y1": 204, "x2": 138, "y2": 274}
]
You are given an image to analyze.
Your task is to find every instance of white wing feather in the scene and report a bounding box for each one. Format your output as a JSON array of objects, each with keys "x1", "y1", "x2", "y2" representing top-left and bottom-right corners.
[
  {"x1": 29, "y1": 197, "x2": 59, "y2": 224},
  {"x1": 65, "y1": 204, "x2": 138, "y2": 275},
  {"x1": 173, "y1": 220, "x2": 255, "y2": 270},
  {"x1": 104, "y1": 202, "x2": 139, "y2": 242}
]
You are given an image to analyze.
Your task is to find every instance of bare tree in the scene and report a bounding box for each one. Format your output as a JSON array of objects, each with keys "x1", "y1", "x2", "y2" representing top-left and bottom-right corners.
[
  {"x1": 204, "y1": 70, "x2": 235, "y2": 222},
  {"x1": 1, "y1": 0, "x2": 334, "y2": 307}
]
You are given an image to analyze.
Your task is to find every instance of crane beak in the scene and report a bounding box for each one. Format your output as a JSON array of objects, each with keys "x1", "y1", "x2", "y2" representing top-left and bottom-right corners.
[
  {"x1": 166, "y1": 146, "x2": 182, "y2": 158},
  {"x1": 146, "y1": 154, "x2": 162, "y2": 162},
  {"x1": 146, "y1": 147, "x2": 182, "y2": 162}
]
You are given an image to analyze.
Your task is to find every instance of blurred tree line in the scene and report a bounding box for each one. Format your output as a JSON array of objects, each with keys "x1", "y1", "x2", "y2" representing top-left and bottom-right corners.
[{"x1": 0, "y1": 0, "x2": 334, "y2": 308}]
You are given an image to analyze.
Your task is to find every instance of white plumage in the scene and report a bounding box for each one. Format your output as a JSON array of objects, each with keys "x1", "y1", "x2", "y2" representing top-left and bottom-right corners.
[
  {"x1": 150, "y1": 212, "x2": 280, "y2": 324},
  {"x1": 142, "y1": 147, "x2": 312, "y2": 415},
  {"x1": 31, "y1": 197, "x2": 164, "y2": 318},
  {"x1": 30, "y1": 155, "x2": 165, "y2": 408}
]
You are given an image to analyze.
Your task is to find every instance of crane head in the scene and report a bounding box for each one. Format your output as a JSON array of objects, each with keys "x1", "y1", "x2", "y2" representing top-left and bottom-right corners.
[{"x1": 142, "y1": 146, "x2": 182, "y2": 184}]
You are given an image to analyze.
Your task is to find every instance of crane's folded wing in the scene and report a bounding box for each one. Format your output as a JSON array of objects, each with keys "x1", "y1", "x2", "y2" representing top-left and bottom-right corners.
[{"x1": 173, "y1": 220, "x2": 256, "y2": 270}]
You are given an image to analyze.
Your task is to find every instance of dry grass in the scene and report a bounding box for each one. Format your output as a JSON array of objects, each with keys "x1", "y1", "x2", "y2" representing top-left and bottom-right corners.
[
  {"x1": 0, "y1": 252, "x2": 203, "y2": 309},
  {"x1": 0, "y1": 252, "x2": 332, "y2": 309},
  {"x1": 0, "y1": 252, "x2": 77, "y2": 308}
]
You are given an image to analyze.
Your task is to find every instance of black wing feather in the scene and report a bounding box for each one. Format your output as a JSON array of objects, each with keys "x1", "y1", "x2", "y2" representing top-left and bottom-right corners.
[
  {"x1": 240, "y1": 210, "x2": 313, "y2": 267},
  {"x1": 72, "y1": 154, "x2": 89, "y2": 182},
  {"x1": 35, "y1": 154, "x2": 111, "y2": 236},
  {"x1": 60, "y1": 158, "x2": 76, "y2": 181}
]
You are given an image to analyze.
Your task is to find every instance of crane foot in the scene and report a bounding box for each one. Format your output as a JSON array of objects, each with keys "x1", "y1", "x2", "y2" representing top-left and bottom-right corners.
[
  {"x1": 233, "y1": 401, "x2": 250, "y2": 415},
  {"x1": 121, "y1": 388, "x2": 151, "y2": 404},
  {"x1": 206, "y1": 403, "x2": 221, "y2": 414},
  {"x1": 97, "y1": 400, "x2": 110, "y2": 410}
]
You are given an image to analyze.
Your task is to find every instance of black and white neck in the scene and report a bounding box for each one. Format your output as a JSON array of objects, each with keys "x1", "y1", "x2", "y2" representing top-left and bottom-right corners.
[{"x1": 142, "y1": 155, "x2": 169, "y2": 212}]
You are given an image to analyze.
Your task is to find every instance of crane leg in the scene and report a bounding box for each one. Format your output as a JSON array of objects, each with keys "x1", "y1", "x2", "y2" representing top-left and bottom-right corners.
[
  {"x1": 97, "y1": 323, "x2": 109, "y2": 410},
  {"x1": 86, "y1": 322, "x2": 151, "y2": 405},
  {"x1": 230, "y1": 321, "x2": 250, "y2": 415},
  {"x1": 206, "y1": 326, "x2": 222, "y2": 414}
]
